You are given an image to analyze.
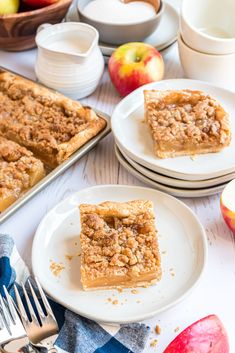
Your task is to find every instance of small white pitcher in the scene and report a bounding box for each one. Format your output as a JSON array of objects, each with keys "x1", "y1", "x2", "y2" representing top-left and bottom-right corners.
[{"x1": 35, "y1": 22, "x2": 104, "y2": 99}]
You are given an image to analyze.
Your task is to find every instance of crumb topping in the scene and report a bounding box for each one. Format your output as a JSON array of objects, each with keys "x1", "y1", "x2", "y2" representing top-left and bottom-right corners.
[
  {"x1": 80, "y1": 200, "x2": 161, "y2": 283},
  {"x1": 144, "y1": 89, "x2": 231, "y2": 147},
  {"x1": 0, "y1": 72, "x2": 104, "y2": 156}
]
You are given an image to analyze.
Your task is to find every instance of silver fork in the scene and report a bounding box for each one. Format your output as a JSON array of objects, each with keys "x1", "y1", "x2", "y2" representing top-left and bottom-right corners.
[
  {"x1": 14, "y1": 278, "x2": 59, "y2": 353},
  {"x1": 0, "y1": 287, "x2": 30, "y2": 353}
]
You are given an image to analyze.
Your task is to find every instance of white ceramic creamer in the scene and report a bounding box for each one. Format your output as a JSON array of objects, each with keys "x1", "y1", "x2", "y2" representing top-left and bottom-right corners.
[{"x1": 35, "y1": 22, "x2": 104, "y2": 99}]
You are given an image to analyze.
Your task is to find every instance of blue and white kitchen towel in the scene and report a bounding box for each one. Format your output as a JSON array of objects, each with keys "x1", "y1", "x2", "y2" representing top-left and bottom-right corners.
[{"x1": 0, "y1": 234, "x2": 150, "y2": 353}]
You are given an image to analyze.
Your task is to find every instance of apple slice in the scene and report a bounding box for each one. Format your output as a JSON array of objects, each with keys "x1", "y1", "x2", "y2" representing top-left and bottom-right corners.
[
  {"x1": 220, "y1": 179, "x2": 235, "y2": 233},
  {"x1": 163, "y1": 315, "x2": 229, "y2": 353}
]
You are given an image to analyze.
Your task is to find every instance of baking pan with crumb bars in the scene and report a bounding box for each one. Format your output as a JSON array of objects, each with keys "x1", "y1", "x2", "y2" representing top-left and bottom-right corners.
[{"x1": 0, "y1": 66, "x2": 111, "y2": 223}]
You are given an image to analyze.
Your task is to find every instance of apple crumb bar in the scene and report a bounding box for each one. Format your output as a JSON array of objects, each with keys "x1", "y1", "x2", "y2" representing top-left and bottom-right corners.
[
  {"x1": 144, "y1": 89, "x2": 231, "y2": 158},
  {"x1": 79, "y1": 200, "x2": 161, "y2": 290},
  {"x1": 0, "y1": 136, "x2": 45, "y2": 212},
  {"x1": 0, "y1": 71, "x2": 106, "y2": 169}
]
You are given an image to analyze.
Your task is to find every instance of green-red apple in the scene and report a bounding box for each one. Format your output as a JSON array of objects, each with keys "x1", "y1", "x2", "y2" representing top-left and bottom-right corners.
[
  {"x1": 108, "y1": 42, "x2": 164, "y2": 96},
  {"x1": 22, "y1": 0, "x2": 60, "y2": 8},
  {"x1": 0, "y1": 0, "x2": 19, "y2": 14},
  {"x1": 220, "y1": 178, "x2": 235, "y2": 233},
  {"x1": 163, "y1": 315, "x2": 229, "y2": 353}
]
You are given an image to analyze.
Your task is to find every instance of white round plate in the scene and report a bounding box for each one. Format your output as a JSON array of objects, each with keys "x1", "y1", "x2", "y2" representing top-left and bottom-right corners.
[
  {"x1": 117, "y1": 143, "x2": 235, "y2": 189},
  {"x1": 115, "y1": 145, "x2": 227, "y2": 198},
  {"x1": 32, "y1": 185, "x2": 207, "y2": 324},
  {"x1": 99, "y1": 2, "x2": 178, "y2": 56},
  {"x1": 112, "y1": 79, "x2": 235, "y2": 181}
]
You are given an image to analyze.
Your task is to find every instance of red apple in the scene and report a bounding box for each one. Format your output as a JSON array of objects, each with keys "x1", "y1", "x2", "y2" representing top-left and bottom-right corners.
[
  {"x1": 220, "y1": 179, "x2": 235, "y2": 233},
  {"x1": 108, "y1": 42, "x2": 164, "y2": 97},
  {"x1": 163, "y1": 315, "x2": 229, "y2": 353},
  {"x1": 22, "y1": 0, "x2": 60, "y2": 8}
]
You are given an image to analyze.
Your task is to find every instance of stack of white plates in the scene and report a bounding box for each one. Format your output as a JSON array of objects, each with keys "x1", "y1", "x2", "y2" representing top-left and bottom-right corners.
[{"x1": 112, "y1": 79, "x2": 235, "y2": 198}]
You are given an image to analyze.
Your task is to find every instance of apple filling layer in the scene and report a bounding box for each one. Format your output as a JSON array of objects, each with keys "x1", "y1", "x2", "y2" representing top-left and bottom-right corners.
[
  {"x1": 0, "y1": 136, "x2": 45, "y2": 212},
  {"x1": 0, "y1": 71, "x2": 106, "y2": 169},
  {"x1": 79, "y1": 200, "x2": 161, "y2": 290},
  {"x1": 144, "y1": 89, "x2": 231, "y2": 158}
]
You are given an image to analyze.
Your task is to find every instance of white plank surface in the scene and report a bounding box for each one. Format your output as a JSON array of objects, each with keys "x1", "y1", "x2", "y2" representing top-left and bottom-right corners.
[{"x1": 1, "y1": 11, "x2": 235, "y2": 353}]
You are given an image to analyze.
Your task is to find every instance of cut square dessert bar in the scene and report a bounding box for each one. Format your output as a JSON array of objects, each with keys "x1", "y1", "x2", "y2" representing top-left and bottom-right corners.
[
  {"x1": 79, "y1": 200, "x2": 161, "y2": 290},
  {"x1": 0, "y1": 71, "x2": 106, "y2": 169},
  {"x1": 0, "y1": 136, "x2": 45, "y2": 212},
  {"x1": 144, "y1": 89, "x2": 231, "y2": 158}
]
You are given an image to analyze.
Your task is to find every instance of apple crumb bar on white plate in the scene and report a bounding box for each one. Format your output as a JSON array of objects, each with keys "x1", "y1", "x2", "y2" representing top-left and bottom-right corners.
[
  {"x1": 79, "y1": 200, "x2": 162, "y2": 291},
  {"x1": 144, "y1": 89, "x2": 231, "y2": 158}
]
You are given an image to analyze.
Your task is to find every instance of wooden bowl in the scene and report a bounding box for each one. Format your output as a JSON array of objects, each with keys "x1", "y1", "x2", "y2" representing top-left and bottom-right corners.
[{"x1": 0, "y1": 0, "x2": 72, "y2": 51}]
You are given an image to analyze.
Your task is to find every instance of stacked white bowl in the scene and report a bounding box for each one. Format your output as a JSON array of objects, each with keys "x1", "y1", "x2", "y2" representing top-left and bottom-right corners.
[{"x1": 178, "y1": 0, "x2": 235, "y2": 90}]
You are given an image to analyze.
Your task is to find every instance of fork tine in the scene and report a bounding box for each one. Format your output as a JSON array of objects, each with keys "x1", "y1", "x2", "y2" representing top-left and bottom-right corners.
[
  {"x1": 21, "y1": 282, "x2": 40, "y2": 325},
  {"x1": 27, "y1": 279, "x2": 45, "y2": 320},
  {"x1": 0, "y1": 311, "x2": 5, "y2": 330},
  {"x1": 3, "y1": 286, "x2": 17, "y2": 324},
  {"x1": 35, "y1": 278, "x2": 56, "y2": 322},
  {"x1": 14, "y1": 284, "x2": 29, "y2": 324},
  {"x1": 0, "y1": 294, "x2": 11, "y2": 335}
]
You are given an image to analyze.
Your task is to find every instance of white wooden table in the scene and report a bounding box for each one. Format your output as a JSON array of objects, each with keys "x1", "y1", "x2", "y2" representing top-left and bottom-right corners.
[{"x1": 1, "y1": 32, "x2": 235, "y2": 353}]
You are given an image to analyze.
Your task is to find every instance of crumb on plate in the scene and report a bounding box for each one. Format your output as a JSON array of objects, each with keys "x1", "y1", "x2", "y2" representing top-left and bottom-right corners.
[
  {"x1": 131, "y1": 289, "x2": 139, "y2": 294},
  {"x1": 65, "y1": 254, "x2": 73, "y2": 261},
  {"x1": 155, "y1": 325, "x2": 161, "y2": 335},
  {"x1": 150, "y1": 339, "x2": 158, "y2": 347},
  {"x1": 49, "y1": 260, "x2": 65, "y2": 277},
  {"x1": 190, "y1": 154, "x2": 197, "y2": 161}
]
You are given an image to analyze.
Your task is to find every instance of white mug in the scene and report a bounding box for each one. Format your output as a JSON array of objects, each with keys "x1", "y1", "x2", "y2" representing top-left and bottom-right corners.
[
  {"x1": 178, "y1": 33, "x2": 235, "y2": 91},
  {"x1": 180, "y1": 0, "x2": 235, "y2": 55},
  {"x1": 35, "y1": 22, "x2": 104, "y2": 99}
]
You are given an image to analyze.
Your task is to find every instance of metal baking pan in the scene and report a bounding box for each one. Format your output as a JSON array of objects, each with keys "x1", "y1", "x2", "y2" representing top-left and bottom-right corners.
[{"x1": 0, "y1": 67, "x2": 111, "y2": 223}]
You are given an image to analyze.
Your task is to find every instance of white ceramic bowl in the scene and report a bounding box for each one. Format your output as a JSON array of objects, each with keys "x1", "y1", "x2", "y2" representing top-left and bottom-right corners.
[
  {"x1": 77, "y1": 0, "x2": 165, "y2": 45},
  {"x1": 178, "y1": 33, "x2": 235, "y2": 91},
  {"x1": 180, "y1": 0, "x2": 235, "y2": 54}
]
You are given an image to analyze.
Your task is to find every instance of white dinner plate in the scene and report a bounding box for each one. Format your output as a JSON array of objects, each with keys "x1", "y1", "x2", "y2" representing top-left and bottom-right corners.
[
  {"x1": 117, "y1": 144, "x2": 235, "y2": 189},
  {"x1": 99, "y1": 2, "x2": 179, "y2": 56},
  {"x1": 115, "y1": 145, "x2": 227, "y2": 198},
  {"x1": 112, "y1": 79, "x2": 235, "y2": 181},
  {"x1": 32, "y1": 185, "x2": 207, "y2": 324}
]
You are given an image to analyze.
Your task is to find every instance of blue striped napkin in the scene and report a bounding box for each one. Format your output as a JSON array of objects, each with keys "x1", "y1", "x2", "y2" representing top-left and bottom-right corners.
[{"x1": 0, "y1": 234, "x2": 150, "y2": 353}]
